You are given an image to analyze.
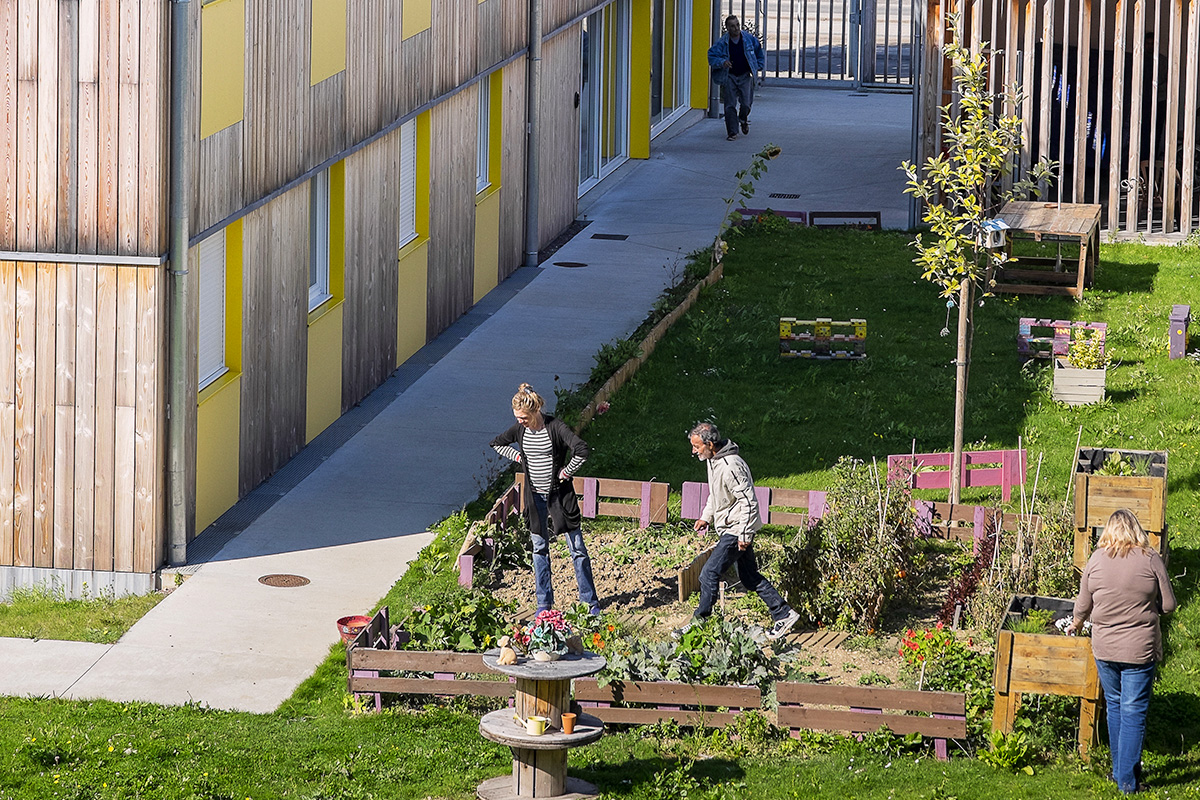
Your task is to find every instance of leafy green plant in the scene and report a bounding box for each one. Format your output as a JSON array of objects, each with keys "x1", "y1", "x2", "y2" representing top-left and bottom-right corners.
[
  {"x1": 1094, "y1": 450, "x2": 1152, "y2": 476},
  {"x1": 1004, "y1": 608, "x2": 1054, "y2": 634},
  {"x1": 590, "y1": 338, "x2": 642, "y2": 386},
  {"x1": 977, "y1": 727, "x2": 1036, "y2": 774},
  {"x1": 712, "y1": 144, "x2": 783, "y2": 270},
  {"x1": 1065, "y1": 328, "x2": 1110, "y2": 370},
  {"x1": 600, "y1": 614, "x2": 781, "y2": 690},
  {"x1": 781, "y1": 457, "x2": 917, "y2": 632},
  {"x1": 398, "y1": 587, "x2": 512, "y2": 652},
  {"x1": 899, "y1": 624, "x2": 993, "y2": 737}
]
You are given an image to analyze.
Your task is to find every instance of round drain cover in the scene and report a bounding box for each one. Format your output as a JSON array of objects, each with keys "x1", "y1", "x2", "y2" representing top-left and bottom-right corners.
[
  {"x1": 553, "y1": 261, "x2": 588, "y2": 268},
  {"x1": 258, "y1": 573, "x2": 311, "y2": 588}
]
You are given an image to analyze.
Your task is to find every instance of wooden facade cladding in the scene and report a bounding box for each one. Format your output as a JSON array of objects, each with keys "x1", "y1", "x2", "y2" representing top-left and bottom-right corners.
[
  {"x1": 922, "y1": 0, "x2": 1200, "y2": 237},
  {"x1": 1, "y1": 0, "x2": 169, "y2": 256},
  {"x1": 538, "y1": 26, "x2": 585, "y2": 246},
  {"x1": 0, "y1": 260, "x2": 164, "y2": 573}
]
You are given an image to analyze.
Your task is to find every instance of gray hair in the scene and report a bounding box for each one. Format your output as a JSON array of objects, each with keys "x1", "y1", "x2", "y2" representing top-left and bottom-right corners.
[{"x1": 689, "y1": 421, "x2": 720, "y2": 444}]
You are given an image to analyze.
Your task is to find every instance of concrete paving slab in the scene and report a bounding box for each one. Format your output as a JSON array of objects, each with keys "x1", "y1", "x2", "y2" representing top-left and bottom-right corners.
[{"x1": 0, "y1": 638, "x2": 110, "y2": 698}]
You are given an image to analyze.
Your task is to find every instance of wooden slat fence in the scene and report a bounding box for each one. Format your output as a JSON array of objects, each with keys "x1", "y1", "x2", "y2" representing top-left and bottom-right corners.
[
  {"x1": 922, "y1": 0, "x2": 1200, "y2": 239},
  {"x1": 914, "y1": 500, "x2": 1041, "y2": 555},
  {"x1": 887, "y1": 449, "x2": 1027, "y2": 502},
  {"x1": 573, "y1": 678, "x2": 761, "y2": 728},
  {"x1": 777, "y1": 682, "x2": 966, "y2": 761},
  {"x1": 346, "y1": 611, "x2": 967, "y2": 760}
]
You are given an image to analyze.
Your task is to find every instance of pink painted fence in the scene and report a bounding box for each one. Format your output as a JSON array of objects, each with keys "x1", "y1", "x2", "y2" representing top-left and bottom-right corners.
[{"x1": 887, "y1": 449, "x2": 1027, "y2": 502}]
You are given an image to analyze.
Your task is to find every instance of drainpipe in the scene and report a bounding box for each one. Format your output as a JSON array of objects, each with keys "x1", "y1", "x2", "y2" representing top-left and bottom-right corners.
[
  {"x1": 707, "y1": 0, "x2": 720, "y2": 118},
  {"x1": 167, "y1": 0, "x2": 192, "y2": 566},
  {"x1": 523, "y1": 0, "x2": 542, "y2": 267}
]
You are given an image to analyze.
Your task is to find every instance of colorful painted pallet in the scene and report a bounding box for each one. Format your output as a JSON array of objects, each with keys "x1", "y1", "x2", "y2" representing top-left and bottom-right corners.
[
  {"x1": 1016, "y1": 318, "x2": 1106, "y2": 361},
  {"x1": 780, "y1": 317, "x2": 867, "y2": 360}
]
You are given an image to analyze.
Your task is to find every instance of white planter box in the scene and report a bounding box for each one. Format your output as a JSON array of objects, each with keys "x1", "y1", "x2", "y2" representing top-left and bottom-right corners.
[{"x1": 1052, "y1": 358, "x2": 1106, "y2": 405}]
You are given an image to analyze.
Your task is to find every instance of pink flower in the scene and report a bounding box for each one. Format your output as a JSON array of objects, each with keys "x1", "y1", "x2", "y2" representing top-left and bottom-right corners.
[{"x1": 597, "y1": 401, "x2": 611, "y2": 415}]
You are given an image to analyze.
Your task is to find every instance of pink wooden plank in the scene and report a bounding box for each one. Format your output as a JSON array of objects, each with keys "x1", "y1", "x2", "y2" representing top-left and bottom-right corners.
[{"x1": 639, "y1": 481, "x2": 652, "y2": 527}]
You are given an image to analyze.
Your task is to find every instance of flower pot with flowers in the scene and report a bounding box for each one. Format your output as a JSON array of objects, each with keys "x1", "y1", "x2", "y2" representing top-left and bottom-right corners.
[
  {"x1": 513, "y1": 609, "x2": 574, "y2": 661},
  {"x1": 1052, "y1": 328, "x2": 1109, "y2": 406}
]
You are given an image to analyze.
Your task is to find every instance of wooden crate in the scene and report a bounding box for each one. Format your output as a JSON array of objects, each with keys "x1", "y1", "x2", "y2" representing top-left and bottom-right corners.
[
  {"x1": 1052, "y1": 358, "x2": 1106, "y2": 406},
  {"x1": 1073, "y1": 448, "x2": 1168, "y2": 569},
  {"x1": 992, "y1": 595, "x2": 1099, "y2": 758}
]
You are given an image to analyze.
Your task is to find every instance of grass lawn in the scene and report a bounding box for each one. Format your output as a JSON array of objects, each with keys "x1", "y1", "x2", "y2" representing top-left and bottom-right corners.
[
  {"x1": 2, "y1": 224, "x2": 1199, "y2": 798},
  {"x1": 0, "y1": 585, "x2": 167, "y2": 643}
]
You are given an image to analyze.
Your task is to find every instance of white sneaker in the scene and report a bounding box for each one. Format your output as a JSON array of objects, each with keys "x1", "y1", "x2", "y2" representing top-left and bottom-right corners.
[{"x1": 767, "y1": 610, "x2": 801, "y2": 641}]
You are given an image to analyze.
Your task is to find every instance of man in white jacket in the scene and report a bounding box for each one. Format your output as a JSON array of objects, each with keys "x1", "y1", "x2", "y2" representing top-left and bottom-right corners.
[{"x1": 676, "y1": 422, "x2": 801, "y2": 641}]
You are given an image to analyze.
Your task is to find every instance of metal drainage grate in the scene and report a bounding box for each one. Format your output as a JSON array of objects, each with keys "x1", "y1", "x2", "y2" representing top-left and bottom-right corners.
[
  {"x1": 259, "y1": 573, "x2": 311, "y2": 588},
  {"x1": 590, "y1": 233, "x2": 629, "y2": 240},
  {"x1": 768, "y1": 192, "x2": 802, "y2": 199},
  {"x1": 552, "y1": 261, "x2": 588, "y2": 268}
]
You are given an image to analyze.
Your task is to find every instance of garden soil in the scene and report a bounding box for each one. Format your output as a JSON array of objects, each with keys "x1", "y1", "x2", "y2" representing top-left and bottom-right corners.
[{"x1": 485, "y1": 524, "x2": 912, "y2": 688}]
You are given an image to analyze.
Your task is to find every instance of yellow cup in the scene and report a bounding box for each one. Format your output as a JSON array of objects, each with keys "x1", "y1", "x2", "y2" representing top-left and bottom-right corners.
[{"x1": 526, "y1": 715, "x2": 548, "y2": 736}]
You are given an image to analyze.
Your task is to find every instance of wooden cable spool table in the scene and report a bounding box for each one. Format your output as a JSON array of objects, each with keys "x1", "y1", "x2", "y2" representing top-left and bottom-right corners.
[{"x1": 478, "y1": 650, "x2": 606, "y2": 800}]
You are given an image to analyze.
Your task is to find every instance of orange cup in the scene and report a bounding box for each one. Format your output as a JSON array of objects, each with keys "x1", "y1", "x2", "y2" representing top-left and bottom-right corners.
[{"x1": 561, "y1": 712, "x2": 577, "y2": 735}]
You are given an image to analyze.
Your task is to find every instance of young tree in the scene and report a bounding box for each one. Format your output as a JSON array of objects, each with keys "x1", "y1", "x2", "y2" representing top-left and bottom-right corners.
[{"x1": 901, "y1": 38, "x2": 1055, "y2": 503}]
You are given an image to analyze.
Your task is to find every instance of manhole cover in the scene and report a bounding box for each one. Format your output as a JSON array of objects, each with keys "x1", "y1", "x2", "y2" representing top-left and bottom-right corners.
[
  {"x1": 552, "y1": 261, "x2": 588, "y2": 268},
  {"x1": 258, "y1": 573, "x2": 311, "y2": 587}
]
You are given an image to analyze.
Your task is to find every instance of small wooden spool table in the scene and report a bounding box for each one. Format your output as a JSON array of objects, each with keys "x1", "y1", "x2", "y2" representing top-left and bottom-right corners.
[{"x1": 478, "y1": 651, "x2": 606, "y2": 800}]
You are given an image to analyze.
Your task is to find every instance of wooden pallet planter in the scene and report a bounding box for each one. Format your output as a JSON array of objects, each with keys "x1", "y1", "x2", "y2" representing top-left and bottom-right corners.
[
  {"x1": 777, "y1": 682, "x2": 966, "y2": 762},
  {"x1": 887, "y1": 449, "x2": 1027, "y2": 503},
  {"x1": 1168, "y1": 304, "x2": 1191, "y2": 360},
  {"x1": 735, "y1": 207, "x2": 808, "y2": 225},
  {"x1": 346, "y1": 608, "x2": 514, "y2": 711},
  {"x1": 779, "y1": 317, "x2": 866, "y2": 360},
  {"x1": 914, "y1": 500, "x2": 1041, "y2": 555},
  {"x1": 808, "y1": 211, "x2": 882, "y2": 229},
  {"x1": 1052, "y1": 358, "x2": 1106, "y2": 406},
  {"x1": 1016, "y1": 318, "x2": 1107, "y2": 361},
  {"x1": 992, "y1": 595, "x2": 1099, "y2": 759},
  {"x1": 573, "y1": 678, "x2": 761, "y2": 728},
  {"x1": 679, "y1": 482, "x2": 828, "y2": 601},
  {"x1": 1073, "y1": 448, "x2": 1169, "y2": 569}
]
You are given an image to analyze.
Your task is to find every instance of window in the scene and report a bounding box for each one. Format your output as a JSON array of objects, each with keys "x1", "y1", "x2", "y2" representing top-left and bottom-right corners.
[
  {"x1": 476, "y1": 79, "x2": 491, "y2": 194},
  {"x1": 399, "y1": 119, "x2": 418, "y2": 247},
  {"x1": 309, "y1": 169, "x2": 331, "y2": 310},
  {"x1": 197, "y1": 231, "x2": 227, "y2": 388}
]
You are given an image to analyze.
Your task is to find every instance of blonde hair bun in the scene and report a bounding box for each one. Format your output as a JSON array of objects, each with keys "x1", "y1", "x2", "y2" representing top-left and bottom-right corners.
[{"x1": 512, "y1": 384, "x2": 545, "y2": 413}]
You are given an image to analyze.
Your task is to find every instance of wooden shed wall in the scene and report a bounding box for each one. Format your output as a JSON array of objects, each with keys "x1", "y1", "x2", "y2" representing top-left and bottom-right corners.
[
  {"x1": 538, "y1": 26, "x2": 585, "y2": 247},
  {"x1": 923, "y1": 0, "x2": 1200, "y2": 237},
  {"x1": 1, "y1": 0, "x2": 169, "y2": 256},
  {"x1": 0, "y1": 260, "x2": 164, "y2": 573}
]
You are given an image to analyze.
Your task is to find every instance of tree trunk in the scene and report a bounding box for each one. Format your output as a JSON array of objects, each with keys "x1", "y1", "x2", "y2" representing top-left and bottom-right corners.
[{"x1": 950, "y1": 279, "x2": 971, "y2": 504}]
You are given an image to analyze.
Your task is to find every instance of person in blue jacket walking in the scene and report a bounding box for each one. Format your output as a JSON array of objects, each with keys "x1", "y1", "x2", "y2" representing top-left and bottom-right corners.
[{"x1": 708, "y1": 15, "x2": 765, "y2": 141}]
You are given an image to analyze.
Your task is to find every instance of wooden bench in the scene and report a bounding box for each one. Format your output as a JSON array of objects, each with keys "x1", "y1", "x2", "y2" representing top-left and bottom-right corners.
[
  {"x1": 808, "y1": 211, "x2": 882, "y2": 229},
  {"x1": 736, "y1": 208, "x2": 808, "y2": 225},
  {"x1": 887, "y1": 449, "x2": 1027, "y2": 503},
  {"x1": 573, "y1": 678, "x2": 761, "y2": 728},
  {"x1": 514, "y1": 474, "x2": 669, "y2": 528},
  {"x1": 777, "y1": 682, "x2": 967, "y2": 761}
]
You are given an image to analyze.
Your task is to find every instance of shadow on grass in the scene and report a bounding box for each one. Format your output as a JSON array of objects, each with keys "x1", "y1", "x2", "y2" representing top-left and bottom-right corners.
[
  {"x1": 578, "y1": 755, "x2": 745, "y2": 795},
  {"x1": 1096, "y1": 260, "x2": 1161, "y2": 294}
]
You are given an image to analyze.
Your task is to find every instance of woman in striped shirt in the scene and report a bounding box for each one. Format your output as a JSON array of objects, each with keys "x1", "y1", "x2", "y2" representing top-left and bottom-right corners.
[{"x1": 491, "y1": 384, "x2": 600, "y2": 614}]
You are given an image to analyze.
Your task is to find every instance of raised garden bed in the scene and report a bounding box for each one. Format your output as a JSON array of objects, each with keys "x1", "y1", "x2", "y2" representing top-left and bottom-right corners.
[
  {"x1": 992, "y1": 595, "x2": 1099, "y2": 758},
  {"x1": 1073, "y1": 447, "x2": 1168, "y2": 569},
  {"x1": 1052, "y1": 357, "x2": 1106, "y2": 406}
]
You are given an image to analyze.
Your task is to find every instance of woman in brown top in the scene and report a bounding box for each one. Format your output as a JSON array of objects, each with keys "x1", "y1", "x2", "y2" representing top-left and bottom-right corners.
[{"x1": 1073, "y1": 508, "x2": 1177, "y2": 794}]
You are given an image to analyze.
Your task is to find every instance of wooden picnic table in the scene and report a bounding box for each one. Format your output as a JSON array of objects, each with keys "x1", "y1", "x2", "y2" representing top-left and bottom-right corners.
[{"x1": 992, "y1": 201, "x2": 1101, "y2": 299}]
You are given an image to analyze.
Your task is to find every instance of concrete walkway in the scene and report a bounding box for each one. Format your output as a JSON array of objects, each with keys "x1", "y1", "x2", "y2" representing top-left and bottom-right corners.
[{"x1": 0, "y1": 87, "x2": 913, "y2": 713}]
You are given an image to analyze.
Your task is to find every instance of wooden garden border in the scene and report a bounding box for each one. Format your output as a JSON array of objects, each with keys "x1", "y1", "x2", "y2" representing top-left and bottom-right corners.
[{"x1": 346, "y1": 610, "x2": 968, "y2": 760}]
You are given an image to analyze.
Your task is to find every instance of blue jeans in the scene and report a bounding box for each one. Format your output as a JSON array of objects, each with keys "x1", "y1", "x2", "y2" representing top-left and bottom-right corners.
[
  {"x1": 1094, "y1": 658, "x2": 1156, "y2": 793},
  {"x1": 530, "y1": 494, "x2": 600, "y2": 614},
  {"x1": 695, "y1": 533, "x2": 790, "y2": 622}
]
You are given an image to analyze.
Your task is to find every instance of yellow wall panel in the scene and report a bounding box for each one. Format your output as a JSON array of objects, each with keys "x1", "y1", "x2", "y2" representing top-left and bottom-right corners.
[
  {"x1": 629, "y1": 0, "x2": 651, "y2": 158},
  {"x1": 396, "y1": 241, "x2": 429, "y2": 364},
  {"x1": 306, "y1": 302, "x2": 344, "y2": 442},
  {"x1": 690, "y1": 0, "x2": 710, "y2": 108},
  {"x1": 196, "y1": 375, "x2": 241, "y2": 532},
  {"x1": 402, "y1": 0, "x2": 432, "y2": 40},
  {"x1": 200, "y1": 0, "x2": 246, "y2": 139},
  {"x1": 311, "y1": 0, "x2": 348, "y2": 85},
  {"x1": 473, "y1": 190, "x2": 500, "y2": 303}
]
